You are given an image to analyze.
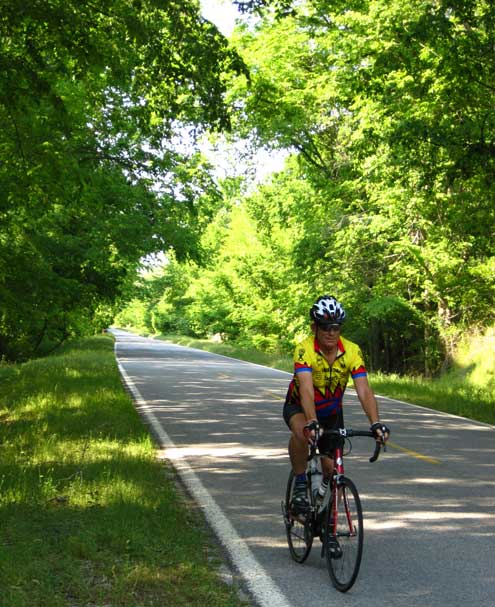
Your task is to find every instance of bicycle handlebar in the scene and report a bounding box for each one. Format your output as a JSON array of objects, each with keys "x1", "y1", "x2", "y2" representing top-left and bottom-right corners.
[{"x1": 312, "y1": 428, "x2": 385, "y2": 463}]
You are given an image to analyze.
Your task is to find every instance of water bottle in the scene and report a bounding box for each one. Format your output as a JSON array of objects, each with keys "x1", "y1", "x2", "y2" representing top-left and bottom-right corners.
[{"x1": 310, "y1": 460, "x2": 322, "y2": 504}]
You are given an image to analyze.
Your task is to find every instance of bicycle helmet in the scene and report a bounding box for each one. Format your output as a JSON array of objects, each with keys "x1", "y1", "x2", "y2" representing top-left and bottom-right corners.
[{"x1": 310, "y1": 295, "x2": 346, "y2": 324}]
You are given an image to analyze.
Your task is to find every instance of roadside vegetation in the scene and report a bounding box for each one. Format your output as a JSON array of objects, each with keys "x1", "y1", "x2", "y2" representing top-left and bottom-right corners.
[
  {"x1": 372, "y1": 328, "x2": 495, "y2": 424},
  {"x1": 0, "y1": 335, "x2": 247, "y2": 607}
]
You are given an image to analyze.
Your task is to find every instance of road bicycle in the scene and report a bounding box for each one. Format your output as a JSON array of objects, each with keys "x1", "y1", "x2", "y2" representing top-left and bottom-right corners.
[{"x1": 281, "y1": 428, "x2": 384, "y2": 592}]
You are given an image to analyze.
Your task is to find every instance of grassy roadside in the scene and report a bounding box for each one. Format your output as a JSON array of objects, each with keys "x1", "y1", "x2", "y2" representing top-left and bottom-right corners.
[
  {"x1": 368, "y1": 372, "x2": 495, "y2": 425},
  {"x1": 0, "y1": 335, "x2": 247, "y2": 607},
  {"x1": 150, "y1": 331, "x2": 495, "y2": 426}
]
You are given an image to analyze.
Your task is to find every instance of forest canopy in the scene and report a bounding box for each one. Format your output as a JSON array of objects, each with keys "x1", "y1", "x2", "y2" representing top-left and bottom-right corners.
[{"x1": 2, "y1": 0, "x2": 494, "y2": 374}]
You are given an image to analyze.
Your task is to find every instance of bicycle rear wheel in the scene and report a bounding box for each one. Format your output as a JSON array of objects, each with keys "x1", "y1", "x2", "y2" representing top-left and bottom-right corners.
[
  {"x1": 283, "y1": 471, "x2": 313, "y2": 563},
  {"x1": 324, "y1": 476, "x2": 363, "y2": 592}
]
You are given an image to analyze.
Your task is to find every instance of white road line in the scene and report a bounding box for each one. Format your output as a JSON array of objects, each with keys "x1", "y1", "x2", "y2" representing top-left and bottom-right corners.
[{"x1": 116, "y1": 357, "x2": 292, "y2": 607}]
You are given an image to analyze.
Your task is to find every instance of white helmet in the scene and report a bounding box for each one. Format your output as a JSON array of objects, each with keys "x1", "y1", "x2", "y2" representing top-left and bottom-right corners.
[{"x1": 310, "y1": 295, "x2": 346, "y2": 323}]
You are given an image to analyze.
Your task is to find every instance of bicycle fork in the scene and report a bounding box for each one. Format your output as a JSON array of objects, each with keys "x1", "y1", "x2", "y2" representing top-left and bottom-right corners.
[{"x1": 321, "y1": 453, "x2": 354, "y2": 559}]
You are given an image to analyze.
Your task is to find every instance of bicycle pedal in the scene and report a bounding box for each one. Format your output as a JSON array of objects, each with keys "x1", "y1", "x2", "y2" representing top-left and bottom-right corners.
[{"x1": 327, "y1": 536, "x2": 343, "y2": 559}]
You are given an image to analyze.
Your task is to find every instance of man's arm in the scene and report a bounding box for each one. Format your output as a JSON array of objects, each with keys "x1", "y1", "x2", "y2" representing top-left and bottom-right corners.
[
  {"x1": 298, "y1": 371, "x2": 317, "y2": 422},
  {"x1": 353, "y1": 375, "x2": 380, "y2": 425},
  {"x1": 353, "y1": 375, "x2": 390, "y2": 440}
]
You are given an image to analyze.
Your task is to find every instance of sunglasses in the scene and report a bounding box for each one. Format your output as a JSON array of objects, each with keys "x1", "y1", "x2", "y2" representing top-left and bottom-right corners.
[{"x1": 317, "y1": 322, "x2": 341, "y2": 332}]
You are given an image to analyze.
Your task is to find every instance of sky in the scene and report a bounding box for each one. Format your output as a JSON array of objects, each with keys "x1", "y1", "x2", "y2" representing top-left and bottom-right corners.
[
  {"x1": 198, "y1": 0, "x2": 289, "y2": 185},
  {"x1": 200, "y1": 0, "x2": 241, "y2": 35}
]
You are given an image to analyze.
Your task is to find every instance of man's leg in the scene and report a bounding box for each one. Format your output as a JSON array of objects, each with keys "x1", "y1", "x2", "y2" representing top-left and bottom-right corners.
[
  {"x1": 288, "y1": 412, "x2": 309, "y2": 474},
  {"x1": 288, "y1": 413, "x2": 310, "y2": 513},
  {"x1": 320, "y1": 456, "x2": 334, "y2": 477}
]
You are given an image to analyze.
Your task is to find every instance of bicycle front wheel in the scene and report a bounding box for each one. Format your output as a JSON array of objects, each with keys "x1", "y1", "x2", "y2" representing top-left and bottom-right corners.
[
  {"x1": 284, "y1": 471, "x2": 313, "y2": 563},
  {"x1": 324, "y1": 476, "x2": 363, "y2": 592}
]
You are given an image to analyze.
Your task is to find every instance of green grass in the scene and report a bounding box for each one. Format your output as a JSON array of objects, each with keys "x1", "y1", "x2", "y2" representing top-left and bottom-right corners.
[
  {"x1": 368, "y1": 372, "x2": 495, "y2": 425},
  {"x1": 146, "y1": 331, "x2": 495, "y2": 426},
  {"x1": 0, "y1": 336, "x2": 247, "y2": 607},
  {"x1": 370, "y1": 329, "x2": 495, "y2": 424}
]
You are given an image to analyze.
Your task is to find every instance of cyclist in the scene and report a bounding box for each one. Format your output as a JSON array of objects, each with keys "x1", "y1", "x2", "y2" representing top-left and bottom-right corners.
[{"x1": 283, "y1": 294, "x2": 390, "y2": 514}]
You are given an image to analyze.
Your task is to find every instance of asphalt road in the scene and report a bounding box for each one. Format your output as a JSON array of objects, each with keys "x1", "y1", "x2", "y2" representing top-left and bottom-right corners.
[{"x1": 112, "y1": 329, "x2": 495, "y2": 607}]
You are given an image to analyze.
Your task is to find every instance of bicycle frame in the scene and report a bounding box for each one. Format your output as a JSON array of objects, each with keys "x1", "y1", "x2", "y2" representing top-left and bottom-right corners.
[
  {"x1": 329, "y1": 445, "x2": 354, "y2": 537},
  {"x1": 308, "y1": 445, "x2": 350, "y2": 536}
]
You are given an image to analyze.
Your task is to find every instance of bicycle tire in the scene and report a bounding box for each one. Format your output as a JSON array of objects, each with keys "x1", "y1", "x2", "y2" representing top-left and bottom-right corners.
[
  {"x1": 284, "y1": 470, "x2": 313, "y2": 563},
  {"x1": 324, "y1": 476, "x2": 363, "y2": 592}
]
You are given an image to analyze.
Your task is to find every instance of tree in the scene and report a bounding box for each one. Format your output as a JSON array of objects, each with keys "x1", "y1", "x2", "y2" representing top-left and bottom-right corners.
[
  {"x1": 0, "y1": 0, "x2": 245, "y2": 359},
  {"x1": 226, "y1": 0, "x2": 495, "y2": 372}
]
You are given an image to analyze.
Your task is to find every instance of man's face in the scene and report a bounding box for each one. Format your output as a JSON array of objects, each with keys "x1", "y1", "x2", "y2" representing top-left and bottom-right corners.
[{"x1": 314, "y1": 321, "x2": 341, "y2": 350}]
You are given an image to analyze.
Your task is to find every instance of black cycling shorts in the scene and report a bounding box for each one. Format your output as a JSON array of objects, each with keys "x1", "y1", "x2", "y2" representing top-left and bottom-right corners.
[{"x1": 283, "y1": 400, "x2": 344, "y2": 455}]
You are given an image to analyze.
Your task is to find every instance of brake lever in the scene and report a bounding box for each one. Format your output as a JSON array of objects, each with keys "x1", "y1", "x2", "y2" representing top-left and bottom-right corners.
[{"x1": 369, "y1": 439, "x2": 383, "y2": 463}]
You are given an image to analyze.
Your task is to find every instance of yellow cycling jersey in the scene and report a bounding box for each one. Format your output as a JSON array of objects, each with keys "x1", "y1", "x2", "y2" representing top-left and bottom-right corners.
[{"x1": 285, "y1": 334, "x2": 367, "y2": 419}]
